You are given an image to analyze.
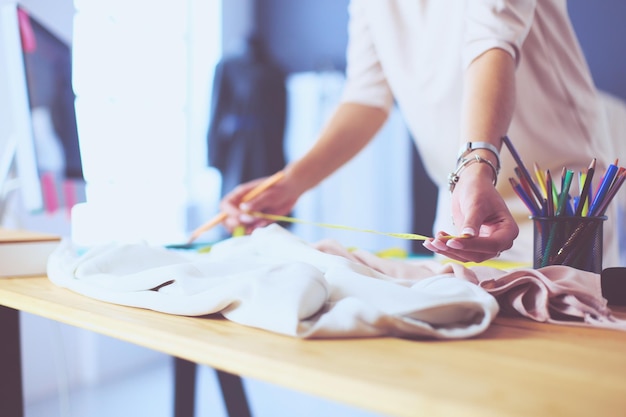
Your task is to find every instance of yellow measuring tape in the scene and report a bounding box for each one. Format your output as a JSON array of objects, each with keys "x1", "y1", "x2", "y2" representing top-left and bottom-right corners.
[
  {"x1": 213, "y1": 212, "x2": 524, "y2": 266},
  {"x1": 248, "y1": 211, "x2": 460, "y2": 241},
  {"x1": 243, "y1": 212, "x2": 527, "y2": 267}
]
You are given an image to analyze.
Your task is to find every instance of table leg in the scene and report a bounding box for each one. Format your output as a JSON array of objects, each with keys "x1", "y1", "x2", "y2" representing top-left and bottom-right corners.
[
  {"x1": 216, "y1": 370, "x2": 252, "y2": 417},
  {"x1": 173, "y1": 358, "x2": 252, "y2": 417},
  {"x1": 174, "y1": 357, "x2": 197, "y2": 417},
  {"x1": 0, "y1": 305, "x2": 24, "y2": 417}
]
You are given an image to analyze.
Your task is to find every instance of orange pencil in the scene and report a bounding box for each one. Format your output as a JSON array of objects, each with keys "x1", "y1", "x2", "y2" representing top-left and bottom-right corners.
[{"x1": 187, "y1": 171, "x2": 286, "y2": 243}]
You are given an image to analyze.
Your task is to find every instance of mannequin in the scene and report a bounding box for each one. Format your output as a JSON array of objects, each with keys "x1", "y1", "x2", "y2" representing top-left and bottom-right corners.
[{"x1": 207, "y1": 34, "x2": 287, "y2": 205}]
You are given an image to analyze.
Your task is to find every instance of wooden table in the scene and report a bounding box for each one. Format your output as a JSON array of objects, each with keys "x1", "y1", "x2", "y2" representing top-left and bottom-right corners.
[{"x1": 1, "y1": 276, "x2": 626, "y2": 417}]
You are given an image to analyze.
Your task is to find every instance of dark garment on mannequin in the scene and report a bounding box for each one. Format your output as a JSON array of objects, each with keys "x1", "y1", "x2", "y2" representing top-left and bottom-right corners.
[{"x1": 207, "y1": 38, "x2": 287, "y2": 200}]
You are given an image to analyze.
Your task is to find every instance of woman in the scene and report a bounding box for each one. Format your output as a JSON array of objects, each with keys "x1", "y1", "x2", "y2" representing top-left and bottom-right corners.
[{"x1": 219, "y1": 0, "x2": 619, "y2": 267}]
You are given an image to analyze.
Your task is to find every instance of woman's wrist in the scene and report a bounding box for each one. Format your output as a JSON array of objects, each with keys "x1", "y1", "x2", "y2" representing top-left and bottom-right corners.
[
  {"x1": 283, "y1": 162, "x2": 319, "y2": 195},
  {"x1": 456, "y1": 141, "x2": 501, "y2": 172},
  {"x1": 448, "y1": 154, "x2": 499, "y2": 193},
  {"x1": 449, "y1": 140, "x2": 503, "y2": 193}
]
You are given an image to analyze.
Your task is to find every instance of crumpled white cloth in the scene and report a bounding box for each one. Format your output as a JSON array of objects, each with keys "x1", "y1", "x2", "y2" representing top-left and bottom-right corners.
[{"x1": 47, "y1": 224, "x2": 499, "y2": 339}]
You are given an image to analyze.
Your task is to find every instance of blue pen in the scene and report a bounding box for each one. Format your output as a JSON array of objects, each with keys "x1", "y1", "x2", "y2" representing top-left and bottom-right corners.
[{"x1": 588, "y1": 163, "x2": 618, "y2": 216}]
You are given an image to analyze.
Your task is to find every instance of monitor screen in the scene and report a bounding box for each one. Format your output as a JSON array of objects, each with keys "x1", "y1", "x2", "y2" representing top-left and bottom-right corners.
[{"x1": 0, "y1": 3, "x2": 82, "y2": 215}]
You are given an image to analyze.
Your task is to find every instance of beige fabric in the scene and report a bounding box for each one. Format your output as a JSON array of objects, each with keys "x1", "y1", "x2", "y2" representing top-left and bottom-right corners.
[{"x1": 314, "y1": 238, "x2": 626, "y2": 331}]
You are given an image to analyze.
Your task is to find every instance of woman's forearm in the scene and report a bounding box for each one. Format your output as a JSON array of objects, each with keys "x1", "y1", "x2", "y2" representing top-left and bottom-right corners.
[
  {"x1": 460, "y1": 48, "x2": 516, "y2": 156},
  {"x1": 286, "y1": 102, "x2": 388, "y2": 191}
]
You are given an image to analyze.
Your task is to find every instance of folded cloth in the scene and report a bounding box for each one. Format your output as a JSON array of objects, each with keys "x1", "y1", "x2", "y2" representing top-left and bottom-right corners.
[
  {"x1": 48, "y1": 224, "x2": 499, "y2": 339},
  {"x1": 313, "y1": 239, "x2": 626, "y2": 331}
]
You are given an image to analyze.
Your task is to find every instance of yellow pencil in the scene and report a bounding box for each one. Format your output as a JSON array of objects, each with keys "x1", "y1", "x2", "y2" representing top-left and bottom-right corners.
[
  {"x1": 533, "y1": 162, "x2": 547, "y2": 199},
  {"x1": 187, "y1": 171, "x2": 286, "y2": 243}
]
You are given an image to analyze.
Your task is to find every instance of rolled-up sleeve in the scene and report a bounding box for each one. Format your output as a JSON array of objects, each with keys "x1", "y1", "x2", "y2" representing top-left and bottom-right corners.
[
  {"x1": 340, "y1": 0, "x2": 394, "y2": 112},
  {"x1": 463, "y1": 0, "x2": 537, "y2": 68}
]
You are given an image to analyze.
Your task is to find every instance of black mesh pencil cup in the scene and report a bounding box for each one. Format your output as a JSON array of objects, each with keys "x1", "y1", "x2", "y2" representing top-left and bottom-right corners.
[{"x1": 531, "y1": 216, "x2": 606, "y2": 274}]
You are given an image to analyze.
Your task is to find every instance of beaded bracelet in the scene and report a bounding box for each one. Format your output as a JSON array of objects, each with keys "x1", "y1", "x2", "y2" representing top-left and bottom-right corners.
[{"x1": 448, "y1": 154, "x2": 498, "y2": 193}]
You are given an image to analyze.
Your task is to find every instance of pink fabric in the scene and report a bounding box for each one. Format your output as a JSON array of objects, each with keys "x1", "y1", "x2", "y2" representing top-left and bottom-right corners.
[{"x1": 313, "y1": 239, "x2": 626, "y2": 331}]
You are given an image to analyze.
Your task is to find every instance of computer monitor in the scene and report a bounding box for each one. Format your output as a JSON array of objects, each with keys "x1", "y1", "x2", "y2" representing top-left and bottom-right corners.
[{"x1": 0, "y1": 3, "x2": 82, "y2": 215}]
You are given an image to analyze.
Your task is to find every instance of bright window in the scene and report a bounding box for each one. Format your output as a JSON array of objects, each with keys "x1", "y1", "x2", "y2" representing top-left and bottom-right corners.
[{"x1": 72, "y1": 0, "x2": 221, "y2": 244}]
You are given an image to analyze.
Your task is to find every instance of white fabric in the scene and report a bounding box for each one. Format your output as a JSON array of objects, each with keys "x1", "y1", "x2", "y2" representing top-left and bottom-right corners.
[
  {"x1": 340, "y1": 0, "x2": 619, "y2": 266},
  {"x1": 47, "y1": 224, "x2": 499, "y2": 340}
]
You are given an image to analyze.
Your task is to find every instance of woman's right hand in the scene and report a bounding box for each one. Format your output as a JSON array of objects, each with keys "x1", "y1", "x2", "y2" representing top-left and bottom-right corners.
[
  {"x1": 220, "y1": 103, "x2": 388, "y2": 235},
  {"x1": 219, "y1": 170, "x2": 301, "y2": 235}
]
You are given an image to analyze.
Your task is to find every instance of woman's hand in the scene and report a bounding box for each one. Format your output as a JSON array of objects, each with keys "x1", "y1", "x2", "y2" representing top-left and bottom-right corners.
[
  {"x1": 219, "y1": 171, "x2": 301, "y2": 235},
  {"x1": 423, "y1": 161, "x2": 518, "y2": 262},
  {"x1": 220, "y1": 103, "x2": 389, "y2": 236}
]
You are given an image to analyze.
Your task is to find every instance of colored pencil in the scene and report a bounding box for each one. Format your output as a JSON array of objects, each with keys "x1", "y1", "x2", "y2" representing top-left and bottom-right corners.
[
  {"x1": 534, "y1": 162, "x2": 548, "y2": 199},
  {"x1": 595, "y1": 168, "x2": 626, "y2": 216},
  {"x1": 545, "y1": 169, "x2": 554, "y2": 217},
  {"x1": 556, "y1": 169, "x2": 574, "y2": 216},
  {"x1": 515, "y1": 167, "x2": 537, "y2": 207},
  {"x1": 502, "y1": 136, "x2": 545, "y2": 205},
  {"x1": 509, "y1": 177, "x2": 540, "y2": 216},
  {"x1": 588, "y1": 163, "x2": 618, "y2": 216},
  {"x1": 575, "y1": 158, "x2": 595, "y2": 216}
]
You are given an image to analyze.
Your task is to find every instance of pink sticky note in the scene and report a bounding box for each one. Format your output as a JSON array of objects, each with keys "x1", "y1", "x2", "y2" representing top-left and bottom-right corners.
[{"x1": 17, "y1": 8, "x2": 37, "y2": 53}]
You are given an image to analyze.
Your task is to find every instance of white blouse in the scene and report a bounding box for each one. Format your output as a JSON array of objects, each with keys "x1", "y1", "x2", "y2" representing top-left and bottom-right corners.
[{"x1": 340, "y1": 0, "x2": 619, "y2": 266}]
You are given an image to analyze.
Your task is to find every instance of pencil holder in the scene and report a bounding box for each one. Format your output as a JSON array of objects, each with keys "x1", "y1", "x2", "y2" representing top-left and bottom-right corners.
[{"x1": 531, "y1": 216, "x2": 606, "y2": 274}]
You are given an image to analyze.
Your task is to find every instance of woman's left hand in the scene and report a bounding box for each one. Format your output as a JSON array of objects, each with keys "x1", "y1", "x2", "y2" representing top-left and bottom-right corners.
[{"x1": 423, "y1": 161, "x2": 519, "y2": 263}]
